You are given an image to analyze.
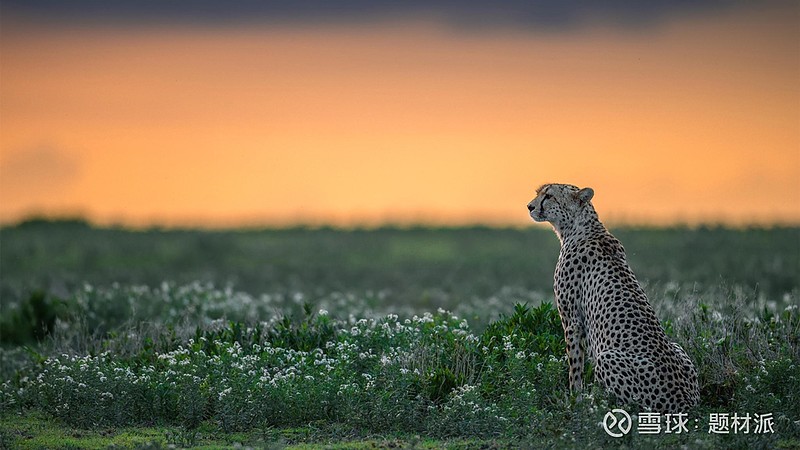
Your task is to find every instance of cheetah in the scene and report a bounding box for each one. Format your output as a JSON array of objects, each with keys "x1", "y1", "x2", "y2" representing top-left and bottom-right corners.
[{"x1": 527, "y1": 183, "x2": 699, "y2": 412}]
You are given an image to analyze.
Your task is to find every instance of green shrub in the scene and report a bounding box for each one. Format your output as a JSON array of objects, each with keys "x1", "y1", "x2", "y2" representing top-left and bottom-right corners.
[
  {"x1": 267, "y1": 303, "x2": 336, "y2": 352},
  {"x1": 0, "y1": 291, "x2": 68, "y2": 345},
  {"x1": 481, "y1": 302, "x2": 564, "y2": 358}
]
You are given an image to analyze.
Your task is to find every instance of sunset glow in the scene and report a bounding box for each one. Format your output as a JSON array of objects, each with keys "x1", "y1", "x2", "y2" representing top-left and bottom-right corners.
[{"x1": 1, "y1": 3, "x2": 798, "y2": 227}]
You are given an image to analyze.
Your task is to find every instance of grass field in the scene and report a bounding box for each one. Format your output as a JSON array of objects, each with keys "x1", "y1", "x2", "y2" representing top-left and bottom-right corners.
[{"x1": 1, "y1": 221, "x2": 799, "y2": 449}]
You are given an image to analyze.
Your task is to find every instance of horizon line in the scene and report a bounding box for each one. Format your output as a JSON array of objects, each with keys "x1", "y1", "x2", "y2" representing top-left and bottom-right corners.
[{"x1": 3, "y1": 213, "x2": 799, "y2": 232}]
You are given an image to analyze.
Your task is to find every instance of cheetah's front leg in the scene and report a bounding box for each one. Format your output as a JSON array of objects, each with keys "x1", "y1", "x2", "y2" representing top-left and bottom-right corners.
[{"x1": 563, "y1": 322, "x2": 585, "y2": 393}]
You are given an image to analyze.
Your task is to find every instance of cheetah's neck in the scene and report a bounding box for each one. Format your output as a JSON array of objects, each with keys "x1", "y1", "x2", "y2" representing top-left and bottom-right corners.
[{"x1": 554, "y1": 204, "x2": 605, "y2": 245}]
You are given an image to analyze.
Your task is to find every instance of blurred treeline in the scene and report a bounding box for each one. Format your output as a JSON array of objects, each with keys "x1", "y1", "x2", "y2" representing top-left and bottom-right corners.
[{"x1": 1, "y1": 218, "x2": 797, "y2": 307}]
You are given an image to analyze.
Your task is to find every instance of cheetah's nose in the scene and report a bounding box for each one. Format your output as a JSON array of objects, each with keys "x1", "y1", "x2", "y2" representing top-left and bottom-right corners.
[{"x1": 527, "y1": 204, "x2": 534, "y2": 212}]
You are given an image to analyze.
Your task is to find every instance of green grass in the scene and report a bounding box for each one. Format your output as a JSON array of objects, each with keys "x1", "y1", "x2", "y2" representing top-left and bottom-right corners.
[
  {"x1": 1, "y1": 222, "x2": 798, "y2": 448},
  {"x1": 1, "y1": 412, "x2": 168, "y2": 449},
  {"x1": 1, "y1": 412, "x2": 336, "y2": 449},
  {"x1": 1, "y1": 412, "x2": 524, "y2": 449}
]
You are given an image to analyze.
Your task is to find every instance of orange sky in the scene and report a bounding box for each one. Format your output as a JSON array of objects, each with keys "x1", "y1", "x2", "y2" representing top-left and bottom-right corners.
[{"x1": 1, "y1": 4, "x2": 798, "y2": 227}]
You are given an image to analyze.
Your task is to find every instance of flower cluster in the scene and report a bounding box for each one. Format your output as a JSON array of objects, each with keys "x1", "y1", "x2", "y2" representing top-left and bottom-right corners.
[{"x1": 6, "y1": 308, "x2": 517, "y2": 433}]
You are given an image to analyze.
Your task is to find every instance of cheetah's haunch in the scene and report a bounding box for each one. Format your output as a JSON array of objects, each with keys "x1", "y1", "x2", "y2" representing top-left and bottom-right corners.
[{"x1": 528, "y1": 183, "x2": 699, "y2": 412}]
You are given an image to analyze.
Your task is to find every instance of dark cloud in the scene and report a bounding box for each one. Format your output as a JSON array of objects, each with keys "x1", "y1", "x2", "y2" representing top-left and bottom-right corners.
[
  {"x1": 0, "y1": 0, "x2": 771, "y2": 32},
  {"x1": 0, "y1": 145, "x2": 82, "y2": 199}
]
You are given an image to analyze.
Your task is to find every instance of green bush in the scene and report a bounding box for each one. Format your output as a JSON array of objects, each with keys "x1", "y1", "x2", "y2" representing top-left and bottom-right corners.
[
  {"x1": 481, "y1": 302, "x2": 564, "y2": 358},
  {"x1": 0, "y1": 291, "x2": 68, "y2": 345},
  {"x1": 267, "y1": 303, "x2": 336, "y2": 352}
]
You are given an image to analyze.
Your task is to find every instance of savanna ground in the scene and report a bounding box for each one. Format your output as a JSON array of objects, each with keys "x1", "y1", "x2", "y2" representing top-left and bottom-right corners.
[{"x1": 0, "y1": 220, "x2": 798, "y2": 449}]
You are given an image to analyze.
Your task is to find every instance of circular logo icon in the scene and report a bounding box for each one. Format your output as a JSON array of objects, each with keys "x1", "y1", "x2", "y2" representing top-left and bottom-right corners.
[{"x1": 603, "y1": 408, "x2": 632, "y2": 437}]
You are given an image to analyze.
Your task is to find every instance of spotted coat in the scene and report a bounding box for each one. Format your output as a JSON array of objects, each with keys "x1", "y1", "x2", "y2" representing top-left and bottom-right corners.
[{"x1": 527, "y1": 183, "x2": 699, "y2": 412}]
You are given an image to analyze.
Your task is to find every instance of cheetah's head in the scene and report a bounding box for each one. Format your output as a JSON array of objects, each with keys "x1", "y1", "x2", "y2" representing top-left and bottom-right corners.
[{"x1": 527, "y1": 183, "x2": 594, "y2": 228}]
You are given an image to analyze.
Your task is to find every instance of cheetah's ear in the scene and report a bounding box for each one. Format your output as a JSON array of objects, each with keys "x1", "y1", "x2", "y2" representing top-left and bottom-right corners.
[{"x1": 576, "y1": 187, "x2": 594, "y2": 205}]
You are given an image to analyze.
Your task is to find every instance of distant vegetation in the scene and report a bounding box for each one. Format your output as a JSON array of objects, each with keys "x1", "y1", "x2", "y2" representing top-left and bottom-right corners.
[{"x1": 1, "y1": 223, "x2": 798, "y2": 448}]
